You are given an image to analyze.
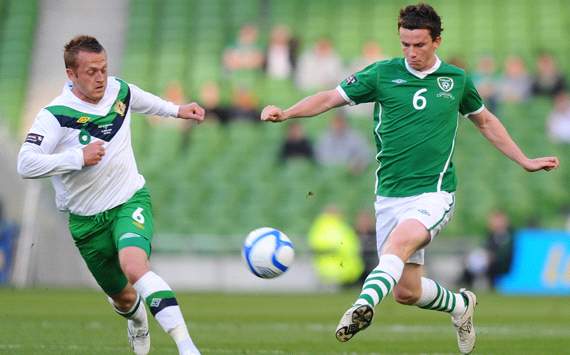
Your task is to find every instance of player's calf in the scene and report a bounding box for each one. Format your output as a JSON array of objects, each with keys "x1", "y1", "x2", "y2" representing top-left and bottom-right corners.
[{"x1": 109, "y1": 294, "x2": 151, "y2": 355}]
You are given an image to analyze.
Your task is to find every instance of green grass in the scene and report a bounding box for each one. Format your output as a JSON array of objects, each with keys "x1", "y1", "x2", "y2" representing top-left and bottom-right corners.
[{"x1": 0, "y1": 288, "x2": 569, "y2": 354}]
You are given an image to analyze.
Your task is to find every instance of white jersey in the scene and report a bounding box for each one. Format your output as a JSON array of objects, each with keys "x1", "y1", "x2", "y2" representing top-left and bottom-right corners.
[{"x1": 17, "y1": 77, "x2": 179, "y2": 216}]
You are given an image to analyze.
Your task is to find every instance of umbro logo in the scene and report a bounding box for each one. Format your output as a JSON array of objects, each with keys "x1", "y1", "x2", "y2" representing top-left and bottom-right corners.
[
  {"x1": 392, "y1": 79, "x2": 407, "y2": 84},
  {"x1": 418, "y1": 209, "x2": 431, "y2": 216},
  {"x1": 119, "y1": 233, "x2": 141, "y2": 241}
]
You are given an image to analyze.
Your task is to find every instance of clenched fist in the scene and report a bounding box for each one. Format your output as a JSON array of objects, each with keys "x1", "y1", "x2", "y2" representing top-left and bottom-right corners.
[
  {"x1": 178, "y1": 103, "x2": 206, "y2": 122},
  {"x1": 83, "y1": 140, "x2": 105, "y2": 166},
  {"x1": 261, "y1": 105, "x2": 288, "y2": 122}
]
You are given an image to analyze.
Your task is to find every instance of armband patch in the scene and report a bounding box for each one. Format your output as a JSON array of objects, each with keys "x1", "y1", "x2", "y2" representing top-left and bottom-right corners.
[
  {"x1": 25, "y1": 133, "x2": 44, "y2": 146},
  {"x1": 345, "y1": 75, "x2": 358, "y2": 85}
]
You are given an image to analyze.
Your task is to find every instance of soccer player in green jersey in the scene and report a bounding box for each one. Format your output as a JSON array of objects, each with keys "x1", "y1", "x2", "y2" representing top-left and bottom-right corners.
[{"x1": 261, "y1": 4, "x2": 559, "y2": 354}]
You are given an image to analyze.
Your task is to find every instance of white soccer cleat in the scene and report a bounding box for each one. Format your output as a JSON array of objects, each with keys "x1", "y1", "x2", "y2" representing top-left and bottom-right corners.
[
  {"x1": 335, "y1": 304, "x2": 374, "y2": 342},
  {"x1": 452, "y1": 289, "x2": 477, "y2": 354},
  {"x1": 128, "y1": 318, "x2": 150, "y2": 355}
]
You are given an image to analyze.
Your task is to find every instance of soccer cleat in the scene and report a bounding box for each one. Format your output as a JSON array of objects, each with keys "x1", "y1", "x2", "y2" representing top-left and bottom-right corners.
[
  {"x1": 452, "y1": 289, "x2": 477, "y2": 354},
  {"x1": 335, "y1": 304, "x2": 374, "y2": 342},
  {"x1": 128, "y1": 318, "x2": 150, "y2": 355}
]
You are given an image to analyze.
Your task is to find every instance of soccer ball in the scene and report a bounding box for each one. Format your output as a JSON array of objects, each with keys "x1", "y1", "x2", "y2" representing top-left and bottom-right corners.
[{"x1": 242, "y1": 227, "x2": 295, "y2": 279}]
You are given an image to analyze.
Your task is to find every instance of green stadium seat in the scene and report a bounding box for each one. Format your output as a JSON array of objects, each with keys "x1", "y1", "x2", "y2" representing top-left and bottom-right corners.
[{"x1": 117, "y1": 0, "x2": 570, "y2": 243}]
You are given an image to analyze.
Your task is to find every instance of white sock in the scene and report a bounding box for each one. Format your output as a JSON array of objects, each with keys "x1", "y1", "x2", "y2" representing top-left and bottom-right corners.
[
  {"x1": 354, "y1": 254, "x2": 404, "y2": 307},
  {"x1": 169, "y1": 324, "x2": 201, "y2": 355},
  {"x1": 415, "y1": 277, "x2": 467, "y2": 318},
  {"x1": 108, "y1": 294, "x2": 147, "y2": 327},
  {"x1": 133, "y1": 271, "x2": 200, "y2": 353}
]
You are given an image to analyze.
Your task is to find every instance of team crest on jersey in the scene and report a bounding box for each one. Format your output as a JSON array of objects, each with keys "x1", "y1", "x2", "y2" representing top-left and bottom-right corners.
[
  {"x1": 114, "y1": 101, "x2": 126, "y2": 116},
  {"x1": 437, "y1": 77, "x2": 454, "y2": 92},
  {"x1": 79, "y1": 128, "x2": 91, "y2": 145}
]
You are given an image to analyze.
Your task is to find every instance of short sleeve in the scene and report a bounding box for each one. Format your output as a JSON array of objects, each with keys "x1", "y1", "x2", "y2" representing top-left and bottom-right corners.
[
  {"x1": 337, "y1": 63, "x2": 379, "y2": 105},
  {"x1": 459, "y1": 75, "x2": 485, "y2": 117}
]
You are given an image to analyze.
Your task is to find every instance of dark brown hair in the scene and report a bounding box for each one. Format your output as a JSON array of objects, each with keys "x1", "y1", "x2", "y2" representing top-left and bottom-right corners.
[
  {"x1": 398, "y1": 3, "x2": 443, "y2": 41},
  {"x1": 64, "y1": 35, "x2": 104, "y2": 69}
]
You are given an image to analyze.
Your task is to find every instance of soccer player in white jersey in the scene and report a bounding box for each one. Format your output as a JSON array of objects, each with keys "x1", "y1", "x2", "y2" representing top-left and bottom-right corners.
[
  {"x1": 17, "y1": 36, "x2": 205, "y2": 355},
  {"x1": 261, "y1": 4, "x2": 559, "y2": 354}
]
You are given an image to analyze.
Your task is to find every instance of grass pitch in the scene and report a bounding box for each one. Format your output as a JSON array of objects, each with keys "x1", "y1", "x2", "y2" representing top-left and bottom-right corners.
[{"x1": 0, "y1": 288, "x2": 568, "y2": 354}]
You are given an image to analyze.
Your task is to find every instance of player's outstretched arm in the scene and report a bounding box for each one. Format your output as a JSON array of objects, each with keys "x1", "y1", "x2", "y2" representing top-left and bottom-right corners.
[
  {"x1": 469, "y1": 108, "x2": 560, "y2": 172},
  {"x1": 261, "y1": 89, "x2": 347, "y2": 123},
  {"x1": 177, "y1": 103, "x2": 205, "y2": 122}
]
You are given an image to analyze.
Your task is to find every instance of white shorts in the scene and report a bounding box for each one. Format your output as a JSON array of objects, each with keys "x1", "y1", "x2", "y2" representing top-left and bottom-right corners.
[{"x1": 374, "y1": 191, "x2": 455, "y2": 265}]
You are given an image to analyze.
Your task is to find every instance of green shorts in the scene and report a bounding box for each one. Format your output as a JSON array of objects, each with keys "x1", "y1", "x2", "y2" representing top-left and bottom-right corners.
[{"x1": 68, "y1": 187, "x2": 154, "y2": 295}]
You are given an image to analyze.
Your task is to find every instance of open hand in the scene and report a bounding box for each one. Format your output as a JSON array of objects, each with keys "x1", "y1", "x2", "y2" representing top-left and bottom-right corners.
[{"x1": 522, "y1": 156, "x2": 560, "y2": 172}]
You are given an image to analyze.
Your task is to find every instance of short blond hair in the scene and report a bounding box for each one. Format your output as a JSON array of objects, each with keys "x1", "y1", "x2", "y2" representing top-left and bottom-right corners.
[{"x1": 64, "y1": 35, "x2": 104, "y2": 69}]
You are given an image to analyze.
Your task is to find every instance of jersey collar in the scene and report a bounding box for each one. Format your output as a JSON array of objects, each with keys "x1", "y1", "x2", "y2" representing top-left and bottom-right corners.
[
  {"x1": 404, "y1": 56, "x2": 441, "y2": 79},
  {"x1": 62, "y1": 78, "x2": 115, "y2": 112}
]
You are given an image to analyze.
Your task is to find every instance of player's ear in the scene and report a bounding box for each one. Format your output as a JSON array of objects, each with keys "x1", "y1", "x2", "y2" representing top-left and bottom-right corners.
[
  {"x1": 433, "y1": 36, "x2": 442, "y2": 48},
  {"x1": 65, "y1": 67, "x2": 77, "y2": 81}
]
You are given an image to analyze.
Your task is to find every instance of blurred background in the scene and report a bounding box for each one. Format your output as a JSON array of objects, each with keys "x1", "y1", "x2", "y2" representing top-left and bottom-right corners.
[{"x1": 0, "y1": 0, "x2": 569, "y2": 295}]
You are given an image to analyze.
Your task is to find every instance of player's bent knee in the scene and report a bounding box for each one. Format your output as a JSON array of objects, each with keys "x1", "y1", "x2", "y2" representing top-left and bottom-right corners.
[
  {"x1": 393, "y1": 287, "x2": 420, "y2": 305},
  {"x1": 110, "y1": 287, "x2": 138, "y2": 309},
  {"x1": 121, "y1": 264, "x2": 147, "y2": 284}
]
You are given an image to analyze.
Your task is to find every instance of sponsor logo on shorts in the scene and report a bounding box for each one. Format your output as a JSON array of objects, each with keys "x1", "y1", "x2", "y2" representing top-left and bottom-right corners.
[
  {"x1": 418, "y1": 209, "x2": 431, "y2": 216},
  {"x1": 119, "y1": 233, "x2": 141, "y2": 241}
]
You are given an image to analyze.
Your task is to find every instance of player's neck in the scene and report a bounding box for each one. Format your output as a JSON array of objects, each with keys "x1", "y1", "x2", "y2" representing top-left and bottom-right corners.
[
  {"x1": 71, "y1": 86, "x2": 103, "y2": 105},
  {"x1": 420, "y1": 56, "x2": 438, "y2": 72}
]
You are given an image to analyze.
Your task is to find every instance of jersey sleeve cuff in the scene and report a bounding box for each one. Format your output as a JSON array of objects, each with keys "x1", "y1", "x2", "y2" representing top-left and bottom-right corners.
[
  {"x1": 70, "y1": 147, "x2": 85, "y2": 168},
  {"x1": 168, "y1": 103, "x2": 180, "y2": 118},
  {"x1": 336, "y1": 86, "x2": 356, "y2": 106},
  {"x1": 463, "y1": 104, "x2": 485, "y2": 118}
]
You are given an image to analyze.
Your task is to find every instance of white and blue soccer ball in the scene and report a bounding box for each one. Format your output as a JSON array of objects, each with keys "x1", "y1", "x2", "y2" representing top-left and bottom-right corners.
[{"x1": 242, "y1": 227, "x2": 295, "y2": 279}]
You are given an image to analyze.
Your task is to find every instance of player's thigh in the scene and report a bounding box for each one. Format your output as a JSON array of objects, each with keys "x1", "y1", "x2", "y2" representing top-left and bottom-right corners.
[
  {"x1": 377, "y1": 191, "x2": 455, "y2": 265},
  {"x1": 374, "y1": 196, "x2": 401, "y2": 257},
  {"x1": 399, "y1": 191, "x2": 455, "y2": 239},
  {"x1": 113, "y1": 187, "x2": 154, "y2": 256},
  {"x1": 69, "y1": 215, "x2": 128, "y2": 295}
]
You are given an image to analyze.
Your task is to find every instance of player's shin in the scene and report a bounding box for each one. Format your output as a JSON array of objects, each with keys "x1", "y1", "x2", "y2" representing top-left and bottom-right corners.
[
  {"x1": 354, "y1": 254, "x2": 404, "y2": 308},
  {"x1": 133, "y1": 271, "x2": 200, "y2": 355}
]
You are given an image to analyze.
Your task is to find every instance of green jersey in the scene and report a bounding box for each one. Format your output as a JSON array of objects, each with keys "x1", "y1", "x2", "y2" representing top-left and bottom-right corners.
[{"x1": 338, "y1": 57, "x2": 484, "y2": 197}]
